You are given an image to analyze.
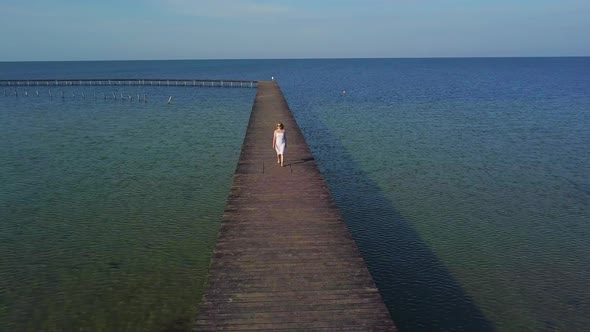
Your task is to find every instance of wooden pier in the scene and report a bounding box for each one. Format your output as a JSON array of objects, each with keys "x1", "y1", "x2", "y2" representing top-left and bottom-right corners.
[
  {"x1": 194, "y1": 81, "x2": 396, "y2": 331},
  {"x1": 0, "y1": 78, "x2": 257, "y2": 88}
]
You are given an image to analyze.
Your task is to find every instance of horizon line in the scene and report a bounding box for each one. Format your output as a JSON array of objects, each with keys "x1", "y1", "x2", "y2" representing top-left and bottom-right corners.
[{"x1": 1, "y1": 55, "x2": 589, "y2": 63}]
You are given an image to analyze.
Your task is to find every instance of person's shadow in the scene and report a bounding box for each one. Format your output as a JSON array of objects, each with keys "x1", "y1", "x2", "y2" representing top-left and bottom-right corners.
[
  {"x1": 295, "y1": 113, "x2": 495, "y2": 331},
  {"x1": 287, "y1": 157, "x2": 315, "y2": 166}
]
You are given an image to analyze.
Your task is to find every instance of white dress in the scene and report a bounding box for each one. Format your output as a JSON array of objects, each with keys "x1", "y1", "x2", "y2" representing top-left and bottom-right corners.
[{"x1": 274, "y1": 131, "x2": 286, "y2": 154}]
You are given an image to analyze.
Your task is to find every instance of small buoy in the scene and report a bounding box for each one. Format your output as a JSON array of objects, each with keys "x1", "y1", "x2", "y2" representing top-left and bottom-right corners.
[
  {"x1": 25, "y1": 90, "x2": 28, "y2": 96},
  {"x1": 342, "y1": 90, "x2": 346, "y2": 95},
  {"x1": 167, "y1": 96, "x2": 172, "y2": 104}
]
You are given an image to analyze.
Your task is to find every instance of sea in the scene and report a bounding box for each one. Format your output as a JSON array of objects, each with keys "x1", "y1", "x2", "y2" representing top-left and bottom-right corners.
[{"x1": 1, "y1": 58, "x2": 589, "y2": 331}]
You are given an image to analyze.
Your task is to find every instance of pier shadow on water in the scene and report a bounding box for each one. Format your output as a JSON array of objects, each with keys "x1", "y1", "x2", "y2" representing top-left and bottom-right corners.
[{"x1": 296, "y1": 114, "x2": 495, "y2": 331}]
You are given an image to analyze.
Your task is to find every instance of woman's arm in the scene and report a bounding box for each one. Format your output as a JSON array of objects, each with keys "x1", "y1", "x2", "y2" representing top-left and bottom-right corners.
[{"x1": 272, "y1": 130, "x2": 276, "y2": 148}]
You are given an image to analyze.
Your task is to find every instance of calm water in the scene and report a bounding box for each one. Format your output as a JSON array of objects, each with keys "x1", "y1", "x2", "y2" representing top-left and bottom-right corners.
[{"x1": 1, "y1": 58, "x2": 589, "y2": 331}]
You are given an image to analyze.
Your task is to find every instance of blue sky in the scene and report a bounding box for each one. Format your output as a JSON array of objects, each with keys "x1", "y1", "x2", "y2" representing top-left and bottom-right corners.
[{"x1": 1, "y1": 0, "x2": 588, "y2": 61}]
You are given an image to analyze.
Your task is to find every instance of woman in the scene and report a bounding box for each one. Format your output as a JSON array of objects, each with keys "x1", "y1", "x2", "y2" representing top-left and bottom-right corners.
[{"x1": 272, "y1": 122, "x2": 287, "y2": 167}]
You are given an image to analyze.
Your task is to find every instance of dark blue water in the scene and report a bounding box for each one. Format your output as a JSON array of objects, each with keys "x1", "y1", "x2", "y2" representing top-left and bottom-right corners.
[{"x1": 1, "y1": 58, "x2": 589, "y2": 331}]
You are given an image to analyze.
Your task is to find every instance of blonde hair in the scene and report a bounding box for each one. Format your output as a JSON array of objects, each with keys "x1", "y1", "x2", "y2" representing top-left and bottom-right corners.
[{"x1": 276, "y1": 122, "x2": 284, "y2": 129}]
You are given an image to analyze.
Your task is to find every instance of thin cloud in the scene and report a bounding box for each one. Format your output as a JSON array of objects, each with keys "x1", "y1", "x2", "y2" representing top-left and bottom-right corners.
[
  {"x1": 157, "y1": 0, "x2": 292, "y2": 18},
  {"x1": 1, "y1": 3, "x2": 66, "y2": 19}
]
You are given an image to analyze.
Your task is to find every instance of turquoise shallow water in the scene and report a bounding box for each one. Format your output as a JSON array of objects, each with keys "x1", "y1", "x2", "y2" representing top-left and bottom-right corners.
[
  {"x1": 1, "y1": 58, "x2": 590, "y2": 331},
  {"x1": 0, "y1": 83, "x2": 254, "y2": 331}
]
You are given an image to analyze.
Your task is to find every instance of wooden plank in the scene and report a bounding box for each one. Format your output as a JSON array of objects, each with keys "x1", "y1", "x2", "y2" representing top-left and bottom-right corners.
[{"x1": 195, "y1": 81, "x2": 396, "y2": 331}]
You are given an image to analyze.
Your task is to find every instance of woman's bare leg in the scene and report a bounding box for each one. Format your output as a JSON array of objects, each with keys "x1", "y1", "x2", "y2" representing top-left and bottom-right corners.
[{"x1": 280, "y1": 154, "x2": 284, "y2": 167}]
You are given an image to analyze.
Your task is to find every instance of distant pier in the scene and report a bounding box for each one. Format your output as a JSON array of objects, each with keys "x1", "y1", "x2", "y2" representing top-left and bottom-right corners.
[
  {"x1": 194, "y1": 81, "x2": 396, "y2": 330},
  {"x1": 0, "y1": 78, "x2": 257, "y2": 88}
]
